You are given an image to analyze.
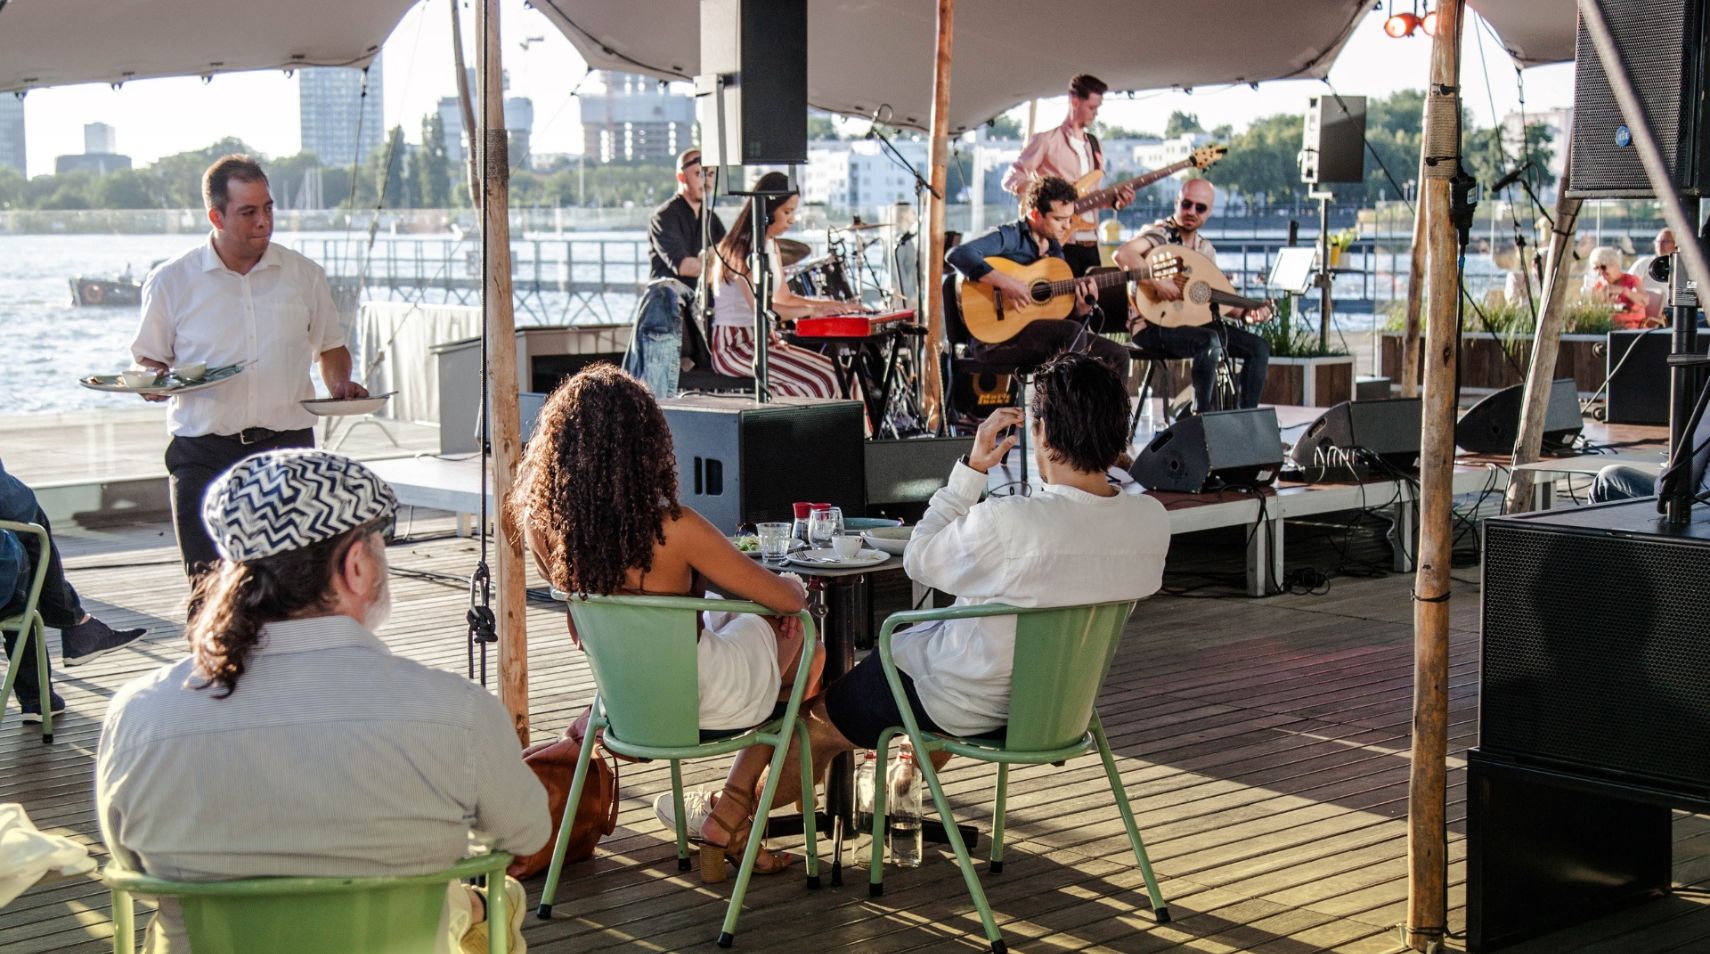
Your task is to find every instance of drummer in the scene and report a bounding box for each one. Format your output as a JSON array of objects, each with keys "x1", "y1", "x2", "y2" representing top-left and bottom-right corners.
[
  {"x1": 648, "y1": 149, "x2": 726, "y2": 285},
  {"x1": 708, "y1": 171, "x2": 852, "y2": 399}
]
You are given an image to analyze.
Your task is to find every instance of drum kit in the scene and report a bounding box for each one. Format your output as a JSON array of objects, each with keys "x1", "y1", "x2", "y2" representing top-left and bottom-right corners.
[{"x1": 783, "y1": 220, "x2": 895, "y2": 305}]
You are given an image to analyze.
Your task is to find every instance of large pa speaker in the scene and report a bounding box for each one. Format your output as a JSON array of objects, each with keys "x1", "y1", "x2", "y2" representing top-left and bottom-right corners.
[
  {"x1": 1482, "y1": 500, "x2": 1710, "y2": 794},
  {"x1": 1300, "y1": 94, "x2": 1366, "y2": 185},
  {"x1": 1454, "y1": 379, "x2": 1583, "y2": 455},
  {"x1": 1606, "y1": 328, "x2": 1710, "y2": 425},
  {"x1": 1129, "y1": 408, "x2": 1282, "y2": 493},
  {"x1": 660, "y1": 394, "x2": 864, "y2": 533},
  {"x1": 697, "y1": 0, "x2": 808, "y2": 166},
  {"x1": 1288, "y1": 397, "x2": 1421, "y2": 481},
  {"x1": 864, "y1": 436, "x2": 973, "y2": 519},
  {"x1": 1568, "y1": 0, "x2": 1710, "y2": 197}
]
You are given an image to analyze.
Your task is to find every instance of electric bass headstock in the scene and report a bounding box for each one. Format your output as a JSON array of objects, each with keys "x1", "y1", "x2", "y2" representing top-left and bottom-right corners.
[{"x1": 1191, "y1": 143, "x2": 1229, "y2": 170}]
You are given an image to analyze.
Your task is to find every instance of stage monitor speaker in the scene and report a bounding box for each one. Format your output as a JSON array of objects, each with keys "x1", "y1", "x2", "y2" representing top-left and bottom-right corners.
[
  {"x1": 1454, "y1": 379, "x2": 1583, "y2": 455},
  {"x1": 697, "y1": 0, "x2": 808, "y2": 166},
  {"x1": 864, "y1": 436, "x2": 974, "y2": 522},
  {"x1": 1606, "y1": 329, "x2": 1710, "y2": 425},
  {"x1": 1300, "y1": 94, "x2": 1366, "y2": 185},
  {"x1": 661, "y1": 394, "x2": 864, "y2": 533},
  {"x1": 1130, "y1": 407, "x2": 1282, "y2": 493},
  {"x1": 1567, "y1": 0, "x2": 1710, "y2": 197},
  {"x1": 1482, "y1": 500, "x2": 1710, "y2": 794},
  {"x1": 1288, "y1": 397, "x2": 1421, "y2": 481}
]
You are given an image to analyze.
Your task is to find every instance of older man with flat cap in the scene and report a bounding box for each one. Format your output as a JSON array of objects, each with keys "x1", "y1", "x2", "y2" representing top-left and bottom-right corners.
[{"x1": 96, "y1": 449, "x2": 549, "y2": 954}]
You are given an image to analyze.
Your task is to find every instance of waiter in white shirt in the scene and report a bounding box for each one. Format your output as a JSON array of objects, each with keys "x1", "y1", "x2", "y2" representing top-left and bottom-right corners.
[{"x1": 132, "y1": 155, "x2": 368, "y2": 577}]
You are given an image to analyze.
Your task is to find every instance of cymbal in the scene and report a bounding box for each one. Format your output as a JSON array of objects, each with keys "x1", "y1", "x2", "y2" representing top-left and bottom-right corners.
[
  {"x1": 835, "y1": 222, "x2": 888, "y2": 232},
  {"x1": 777, "y1": 238, "x2": 812, "y2": 266}
]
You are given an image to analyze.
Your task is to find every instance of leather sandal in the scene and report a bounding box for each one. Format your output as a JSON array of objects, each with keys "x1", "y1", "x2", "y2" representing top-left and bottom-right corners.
[{"x1": 699, "y1": 786, "x2": 797, "y2": 884}]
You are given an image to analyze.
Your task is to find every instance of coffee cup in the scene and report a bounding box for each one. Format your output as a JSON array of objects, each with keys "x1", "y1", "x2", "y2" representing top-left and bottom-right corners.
[
  {"x1": 831, "y1": 534, "x2": 864, "y2": 560},
  {"x1": 121, "y1": 369, "x2": 160, "y2": 388},
  {"x1": 173, "y1": 361, "x2": 207, "y2": 382}
]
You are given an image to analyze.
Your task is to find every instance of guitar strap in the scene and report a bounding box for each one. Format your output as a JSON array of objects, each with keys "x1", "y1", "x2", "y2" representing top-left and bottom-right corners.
[{"x1": 1085, "y1": 131, "x2": 1103, "y2": 170}]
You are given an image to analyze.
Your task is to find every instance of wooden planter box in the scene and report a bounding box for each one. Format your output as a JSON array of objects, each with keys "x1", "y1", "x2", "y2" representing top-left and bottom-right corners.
[
  {"x1": 1260, "y1": 355, "x2": 1355, "y2": 407},
  {"x1": 1379, "y1": 332, "x2": 1604, "y2": 394}
]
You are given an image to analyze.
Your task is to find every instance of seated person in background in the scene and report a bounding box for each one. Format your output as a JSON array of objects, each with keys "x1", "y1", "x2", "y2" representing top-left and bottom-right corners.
[
  {"x1": 649, "y1": 148, "x2": 726, "y2": 286},
  {"x1": 509, "y1": 365, "x2": 823, "y2": 877},
  {"x1": 1, "y1": 456, "x2": 146, "y2": 721},
  {"x1": 1588, "y1": 245, "x2": 1652, "y2": 330},
  {"x1": 945, "y1": 175, "x2": 1129, "y2": 373},
  {"x1": 1591, "y1": 463, "x2": 1659, "y2": 503},
  {"x1": 753, "y1": 352, "x2": 1170, "y2": 806},
  {"x1": 97, "y1": 450, "x2": 548, "y2": 954},
  {"x1": 1632, "y1": 227, "x2": 1677, "y2": 302}
]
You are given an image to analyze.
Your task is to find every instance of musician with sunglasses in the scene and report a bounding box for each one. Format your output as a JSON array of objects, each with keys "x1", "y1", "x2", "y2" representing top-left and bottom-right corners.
[{"x1": 1115, "y1": 179, "x2": 1272, "y2": 411}]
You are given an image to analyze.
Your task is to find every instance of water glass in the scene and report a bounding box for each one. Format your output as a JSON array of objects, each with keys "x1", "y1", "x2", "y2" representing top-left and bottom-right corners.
[
  {"x1": 756, "y1": 522, "x2": 792, "y2": 562},
  {"x1": 808, "y1": 506, "x2": 843, "y2": 549}
]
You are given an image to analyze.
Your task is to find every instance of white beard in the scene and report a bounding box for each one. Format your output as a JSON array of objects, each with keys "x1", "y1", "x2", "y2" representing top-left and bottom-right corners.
[{"x1": 364, "y1": 574, "x2": 393, "y2": 632}]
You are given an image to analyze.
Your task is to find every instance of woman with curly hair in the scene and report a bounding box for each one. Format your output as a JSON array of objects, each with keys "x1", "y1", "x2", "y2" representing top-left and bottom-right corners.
[
  {"x1": 708, "y1": 170, "x2": 852, "y2": 398},
  {"x1": 509, "y1": 364, "x2": 822, "y2": 878}
]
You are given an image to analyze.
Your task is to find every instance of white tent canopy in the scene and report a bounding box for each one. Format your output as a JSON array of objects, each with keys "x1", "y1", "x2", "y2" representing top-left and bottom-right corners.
[
  {"x1": 0, "y1": 0, "x2": 413, "y2": 93},
  {"x1": 1468, "y1": 0, "x2": 1577, "y2": 67}
]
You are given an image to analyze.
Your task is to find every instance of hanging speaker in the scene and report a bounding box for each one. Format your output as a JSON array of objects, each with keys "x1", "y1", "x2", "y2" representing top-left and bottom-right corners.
[
  {"x1": 1300, "y1": 95, "x2": 1366, "y2": 186},
  {"x1": 697, "y1": 0, "x2": 808, "y2": 166},
  {"x1": 1129, "y1": 408, "x2": 1282, "y2": 493}
]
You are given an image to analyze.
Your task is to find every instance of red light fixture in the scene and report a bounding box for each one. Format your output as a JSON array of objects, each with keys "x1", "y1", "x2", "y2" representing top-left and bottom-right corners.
[
  {"x1": 1421, "y1": 9, "x2": 1438, "y2": 35},
  {"x1": 1385, "y1": 11, "x2": 1420, "y2": 37}
]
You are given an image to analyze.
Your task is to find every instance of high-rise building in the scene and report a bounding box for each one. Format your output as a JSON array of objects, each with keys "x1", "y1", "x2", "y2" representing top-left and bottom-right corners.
[
  {"x1": 298, "y1": 54, "x2": 385, "y2": 165},
  {"x1": 437, "y1": 69, "x2": 534, "y2": 171},
  {"x1": 84, "y1": 122, "x2": 117, "y2": 155},
  {"x1": 0, "y1": 95, "x2": 24, "y2": 175},
  {"x1": 579, "y1": 71, "x2": 693, "y2": 163}
]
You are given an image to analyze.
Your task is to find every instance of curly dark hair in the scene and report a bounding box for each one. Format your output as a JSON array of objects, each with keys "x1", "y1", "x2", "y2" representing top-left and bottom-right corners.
[
  {"x1": 1024, "y1": 175, "x2": 1079, "y2": 217},
  {"x1": 1032, "y1": 351, "x2": 1129, "y2": 473},
  {"x1": 507, "y1": 364, "x2": 681, "y2": 596}
]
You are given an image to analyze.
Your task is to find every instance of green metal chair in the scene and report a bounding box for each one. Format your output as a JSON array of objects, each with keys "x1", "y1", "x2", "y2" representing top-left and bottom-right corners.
[
  {"x1": 0, "y1": 519, "x2": 56, "y2": 743},
  {"x1": 104, "y1": 851, "x2": 514, "y2": 954},
  {"x1": 535, "y1": 594, "x2": 820, "y2": 948},
  {"x1": 866, "y1": 601, "x2": 1168, "y2": 954}
]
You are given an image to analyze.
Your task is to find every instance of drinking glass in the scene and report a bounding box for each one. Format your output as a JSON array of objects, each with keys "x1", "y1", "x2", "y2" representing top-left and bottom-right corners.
[
  {"x1": 808, "y1": 506, "x2": 843, "y2": 549},
  {"x1": 756, "y1": 522, "x2": 792, "y2": 562}
]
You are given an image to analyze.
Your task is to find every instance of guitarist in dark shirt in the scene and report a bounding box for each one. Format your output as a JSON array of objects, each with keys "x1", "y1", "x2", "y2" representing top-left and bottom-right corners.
[{"x1": 945, "y1": 176, "x2": 1128, "y2": 372}]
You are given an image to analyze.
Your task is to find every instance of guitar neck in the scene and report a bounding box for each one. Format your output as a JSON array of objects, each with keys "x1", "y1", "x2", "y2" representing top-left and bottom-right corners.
[
  {"x1": 1075, "y1": 159, "x2": 1192, "y2": 213},
  {"x1": 1037, "y1": 265, "x2": 1154, "y2": 298}
]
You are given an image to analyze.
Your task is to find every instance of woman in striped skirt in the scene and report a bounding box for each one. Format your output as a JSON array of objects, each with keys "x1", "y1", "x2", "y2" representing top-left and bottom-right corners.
[{"x1": 708, "y1": 171, "x2": 853, "y2": 399}]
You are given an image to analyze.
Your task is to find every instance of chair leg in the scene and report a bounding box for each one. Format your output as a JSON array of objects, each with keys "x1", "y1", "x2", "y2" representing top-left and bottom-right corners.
[
  {"x1": 33, "y1": 618, "x2": 50, "y2": 744},
  {"x1": 1129, "y1": 361, "x2": 1157, "y2": 441},
  {"x1": 670, "y1": 761, "x2": 691, "y2": 872},
  {"x1": 867, "y1": 728, "x2": 900, "y2": 897},
  {"x1": 717, "y1": 713, "x2": 807, "y2": 947},
  {"x1": 797, "y1": 718, "x2": 821, "y2": 890},
  {"x1": 908, "y1": 727, "x2": 1006, "y2": 953},
  {"x1": 989, "y1": 763, "x2": 1008, "y2": 874},
  {"x1": 1090, "y1": 714, "x2": 1168, "y2": 923},
  {"x1": 111, "y1": 887, "x2": 135, "y2": 954},
  {"x1": 537, "y1": 703, "x2": 603, "y2": 920},
  {"x1": 0, "y1": 620, "x2": 25, "y2": 728},
  {"x1": 487, "y1": 871, "x2": 509, "y2": 954}
]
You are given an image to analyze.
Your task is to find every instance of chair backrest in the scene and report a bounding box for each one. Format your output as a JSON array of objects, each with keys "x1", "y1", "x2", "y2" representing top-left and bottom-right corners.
[
  {"x1": 566, "y1": 594, "x2": 774, "y2": 749},
  {"x1": 941, "y1": 274, "x2": 973, "y2": 350},
  {"x1": 1003, "y1": 601, "x2": 1138, "y2": 752},
  {"x1": 105, "y1": 853, "x2": 509, "y2": 954},
  {"x1": 0, "y1": 520, "x2": 51, "y2": 632}
]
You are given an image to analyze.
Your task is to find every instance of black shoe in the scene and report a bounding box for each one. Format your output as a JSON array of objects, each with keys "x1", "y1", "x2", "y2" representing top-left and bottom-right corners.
[
  {"x1": 19, "y1": 691, "x2": 66, "y2": 724},
  {"x1": 62, "y1": 617, "x2": 147, "y2": 667}
]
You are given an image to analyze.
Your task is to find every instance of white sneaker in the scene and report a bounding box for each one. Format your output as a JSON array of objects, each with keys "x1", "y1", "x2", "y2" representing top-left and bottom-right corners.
[
  {"x1": 459, "y1": 877, "x2": 526, "y2": 954},
  {"x1": 653, "y1": 790, "x2": 717, "y2": 842}
]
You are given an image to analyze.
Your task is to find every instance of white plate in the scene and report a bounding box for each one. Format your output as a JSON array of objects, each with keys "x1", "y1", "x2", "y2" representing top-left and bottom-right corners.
[
  {"x1": 736, "y1": 538, "x2": 807, "y2": 559},
  {"x1": 861, "y1": 525, "x2": 913, "y2": 555},
  {"x1": 786, "y1": 547, "x2": 889, "y2": 569},
  {"x1": 301, "y1": 392, "x2": 396, "y2": 416},
  {"x1": 81, "y1": 363, "x2": 244, "y2": 395}
]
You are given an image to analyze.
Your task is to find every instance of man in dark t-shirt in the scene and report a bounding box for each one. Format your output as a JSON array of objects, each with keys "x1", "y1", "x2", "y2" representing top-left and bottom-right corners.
[{"x1": 648, "y1": 149, "x2": 727, "y2": 283}]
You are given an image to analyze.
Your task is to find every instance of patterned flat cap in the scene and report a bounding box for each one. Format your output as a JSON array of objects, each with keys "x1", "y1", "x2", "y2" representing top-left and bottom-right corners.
[{"x1": 203, "y1": 449, "x2": 397, "y2": 562}]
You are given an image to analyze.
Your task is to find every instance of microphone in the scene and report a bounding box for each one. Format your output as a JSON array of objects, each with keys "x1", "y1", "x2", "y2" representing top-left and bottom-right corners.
[{"x1": 1490, "y1": 162, "x2": 1531, "y2": 193}]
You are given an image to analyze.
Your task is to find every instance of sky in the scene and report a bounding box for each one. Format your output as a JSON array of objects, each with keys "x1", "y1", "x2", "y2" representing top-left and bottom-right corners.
[{"x1": 19, "y1": 1, "x2": 1578, "y2": 180}]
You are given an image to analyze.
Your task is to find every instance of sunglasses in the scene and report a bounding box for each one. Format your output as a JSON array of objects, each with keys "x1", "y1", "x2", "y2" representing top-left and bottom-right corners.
[{"x1": 1179, "y1": 199, "x2": 1210, "y2": 214}]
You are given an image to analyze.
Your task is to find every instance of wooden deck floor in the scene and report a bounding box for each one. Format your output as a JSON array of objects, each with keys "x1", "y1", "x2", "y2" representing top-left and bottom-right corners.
[{"x1": 5, "y1": 512, "x2": 1710, "y2": 953}]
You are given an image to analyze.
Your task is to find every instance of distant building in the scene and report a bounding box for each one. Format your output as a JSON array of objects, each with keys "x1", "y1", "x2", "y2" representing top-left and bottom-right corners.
[
  {"x1": 299, "y1": 55, "x2": 385, "y2": 165},
  {"x1": 801, "y1": 138, "x2": 930, "y2": 216},
  {"x1": 1501, "y1": 106, "x2": 1571, "y2": 186},
  {"x1": 579, "y1": 71, "x2": 693, "y2": 163},
  {"x1": 84, "y1": 122, "x2": 117, "y2": 155},
  {"x1": 55, "y1": 153, "x2": 131, "y2": 176},
  {"x1": 0, "y1": 96, "x2": 24, "y2": 175},
  {"x1": 437, "y1": 69, "x2": 534, "y2": 171}
]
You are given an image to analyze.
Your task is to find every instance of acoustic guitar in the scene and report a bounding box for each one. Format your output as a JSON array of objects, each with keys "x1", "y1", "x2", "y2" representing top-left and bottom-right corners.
[
  {"x1": 1130, "y1": 244, "x2": 1272, "y2": 328},
  {"x1": 1070, "y1": 143, "x2": 1228, "y2": 232},
  {"x1": 960, "y1": 250, "x2": 1182, "y2": 344}
]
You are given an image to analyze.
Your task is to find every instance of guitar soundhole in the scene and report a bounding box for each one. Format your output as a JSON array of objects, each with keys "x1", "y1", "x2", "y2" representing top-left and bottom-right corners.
[
  {"x1": 1187, "y1": 283, "x2": 1212, "y2": 305},
  {"x1": 1029, "y1": 282, "x2": 1050, "y2": 304}
]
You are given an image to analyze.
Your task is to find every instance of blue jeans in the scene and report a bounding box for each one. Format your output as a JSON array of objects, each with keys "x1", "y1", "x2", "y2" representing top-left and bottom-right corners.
[
  {"x1": 623, "y1": 280, "x2": 690, "y2": 397},
  {"x1": 1590, "y1": 464, "x2": 1657, "y2": 503}
]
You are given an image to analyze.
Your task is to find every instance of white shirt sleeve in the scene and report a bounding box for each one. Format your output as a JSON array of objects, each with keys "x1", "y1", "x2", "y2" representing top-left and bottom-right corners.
[
  {"x1": 132, "y1": 272, "x2": 175, "y2": 365},
  {"x1": 902, "y1": 461, "x2": 1011, "y2": 598},
  {"x1": 307, "y1": 266, "x2": 346, "y2": 355}
]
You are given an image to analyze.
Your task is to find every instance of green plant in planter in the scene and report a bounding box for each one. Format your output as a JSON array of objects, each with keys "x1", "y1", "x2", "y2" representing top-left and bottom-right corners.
[{"x1": 1259, "y1": 296, "x2": 1348, "y2": 357}]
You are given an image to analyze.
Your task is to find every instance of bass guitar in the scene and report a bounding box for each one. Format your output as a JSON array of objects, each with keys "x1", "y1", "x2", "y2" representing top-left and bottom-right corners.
[
  {"x1": 1070, "y1": 143, "x2": 1228, "y2": 232},
  {"x1": 960, "y1": 250, "x2": 1182, "y2": 344},
  {"x1": 1130, "y1": 245, "x2": 1272, "y2": 328}
]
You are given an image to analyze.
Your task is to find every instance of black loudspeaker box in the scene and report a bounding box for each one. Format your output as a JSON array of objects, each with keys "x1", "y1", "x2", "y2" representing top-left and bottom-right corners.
[
  {"x1": 1482, "y1": 500, "x2": 1710, "y2": 795},
  {"x1": 1455, "y1": 379, "x2": 1583, "y2": 455},
  {"x1": 1288, "y1": 397, "x2": 1421, "y2": 481},
  {"x1": 697, "y1": 0, "x2": 808, "y2": 166},
  {"x1": 1130, "y1": 408, "x2": 1282, "y2": 493},
  {"x1": 1607, "y1": 329, "x2": 1710, "y2": 425},
  {"x1": 1301, "y1": 94, "x2": 1366, "y2": 185},
  {"x1": 661, "y1": 394, "x2": 864, "y2": 533},
  {"x1": 1568, "y1": 0, "x2": 1710, "y2": 197},
  {"x1": 864, "y1": 436, "x2": 975, "y2": 522}
]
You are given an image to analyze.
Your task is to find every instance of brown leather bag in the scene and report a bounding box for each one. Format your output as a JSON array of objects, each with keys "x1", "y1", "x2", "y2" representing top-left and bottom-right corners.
[{"x1": 507, "y1": 718, "x2": 620, "y2": 879}]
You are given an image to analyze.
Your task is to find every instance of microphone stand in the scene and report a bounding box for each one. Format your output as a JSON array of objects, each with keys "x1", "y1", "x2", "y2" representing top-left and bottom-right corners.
[
  {"x1": 728, "y1": 186, "x2": 797, "y2": 403},
  {"x1": 868, "y1": 122, "x2": 943, "y2": 433}
]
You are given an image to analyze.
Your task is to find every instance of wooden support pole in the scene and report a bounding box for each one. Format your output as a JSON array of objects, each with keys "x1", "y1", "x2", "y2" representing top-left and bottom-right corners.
[
  {"x1": 1406, "y1": 1, "x2": 1464, "y2": 948},
  {"x1": 479, "y1": 0, "x2": 529, "y2": 745},
  {"x1": 1401, "y1": 151, "x2": 1428, "y2": 398},
  {"x1": 450, "y1": 0, "x2": 481, "y2": 212},
  {"x1": 1503, "y1": 135, "x2": 1582, "y2": 515},
  {"x1": 921, "y1": 0, "x2": 953, "y2": 432}
]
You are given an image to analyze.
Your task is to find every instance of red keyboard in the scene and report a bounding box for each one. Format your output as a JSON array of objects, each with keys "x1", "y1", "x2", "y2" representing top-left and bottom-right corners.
[{"x1": 792, "y1": 309, "x2": 917, "y2": 339}]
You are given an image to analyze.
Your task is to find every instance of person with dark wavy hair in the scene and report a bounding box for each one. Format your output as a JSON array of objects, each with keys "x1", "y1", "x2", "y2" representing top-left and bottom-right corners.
[
  {"x1": 97, "y1": 449, "x2": 548, "y2": 954},
  {"x1": 511, "y1": 364, "x2": 823, "y2": 878}
]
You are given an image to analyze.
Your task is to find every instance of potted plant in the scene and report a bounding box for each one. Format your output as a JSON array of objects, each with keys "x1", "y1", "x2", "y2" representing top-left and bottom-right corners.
[
  {"x1": 1257, "y1": 296, "x2": 1355, "y2": 407},
  {"x1": 1327, "y1": 227, "x2": 1358, "y2": 269},
  {"x1": 1378, "y1": 294, "x2": 1614, "y2": 393}
]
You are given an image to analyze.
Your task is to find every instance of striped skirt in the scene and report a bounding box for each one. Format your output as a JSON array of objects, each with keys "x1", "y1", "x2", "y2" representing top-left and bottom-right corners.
[{"x1": 709, "y1": 325, "x2": 843, "y2": 400}]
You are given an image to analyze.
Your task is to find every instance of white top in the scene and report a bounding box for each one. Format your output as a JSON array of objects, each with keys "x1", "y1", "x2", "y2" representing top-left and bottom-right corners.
[
  {"x1": 96, "y1": 614, "x2": 550, "y2": 951},
  {"x1": 895, "y1": 462, "x2": 1170, "y2": 736},
  {"x1": 1067, "y1": 132, "x2": 1097, "y2": 244},
  {"x1": 131, "y1": 236, "x2": 347, "y2": 437},
  {"x1": 712, "y1": 240, "x2": 788, "y2": 328}
]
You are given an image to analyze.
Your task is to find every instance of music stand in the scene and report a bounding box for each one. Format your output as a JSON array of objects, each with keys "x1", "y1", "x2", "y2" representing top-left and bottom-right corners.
[{"x1": 1268, "y1": 246, "x2": 1320, "y2": 297}]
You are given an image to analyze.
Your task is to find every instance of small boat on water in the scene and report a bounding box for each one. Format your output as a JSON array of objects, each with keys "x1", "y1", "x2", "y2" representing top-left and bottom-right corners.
[{"x1": 69, "y1": 275, "x2": 142, "y2": 307}]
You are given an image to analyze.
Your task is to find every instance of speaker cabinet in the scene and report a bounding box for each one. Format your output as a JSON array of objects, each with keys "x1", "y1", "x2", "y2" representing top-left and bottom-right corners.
[
  {"x1": 1300, "y1": 94, "x2": 1366, "y2": 185},
  {"x1": 1607, "y1": 329, "x2": 1710, "y2": 425},
  {"x1": 864, "y1": 436, "x2": 973, "y2": 515},
  {"x1": 1130, "y1": 408, "x2": 1282, "y2": 493},
  {"x1": 1482, "y1": 500, "x2": 1710, "y2": 794},
  {"x1": 1568, "y1": 0, "x2": 1710, "y2": 197},
  {"x1": 1454, "y1": 379, "x2": 1583, "y2": 455},
  {"x1": 1288, "y1": 397, "x2": 1421, "y2": 481},
  {"x1": 697, "y1": 0, "x2": 808, "y2": 166},
  {"x1": 660, "y1": 394, "x2": 864, "y2": 533}
]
